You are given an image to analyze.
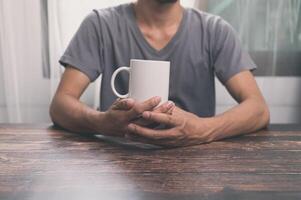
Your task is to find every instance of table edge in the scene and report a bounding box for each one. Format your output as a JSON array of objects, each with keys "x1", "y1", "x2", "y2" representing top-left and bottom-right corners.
[{"x1": 0, "y1": 123, "x2": 301, "y2": 131}]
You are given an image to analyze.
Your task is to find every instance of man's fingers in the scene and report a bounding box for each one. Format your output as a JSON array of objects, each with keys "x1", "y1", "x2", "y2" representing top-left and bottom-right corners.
[
  {"x1": 153, "y1": 101, "x2": 175, "y2": 114},
  {"x1": 112, "y1": 98, "x2": 135, "y2": 110},
  {"x1": 128, "y1": 96, "x2": 161, "y2": 118},
  {"x1": 133, "y1": 118, "x2": 159, "y2": 128},
  {"x1": 126, "y1": 123, "x2": 183, "y2": 148},
  {"x1": 142, "y1": 112, "x2": 177, "y2": 126},
  {"x1": 127, "y1": 123, "x2": 177, "y2": 140}
]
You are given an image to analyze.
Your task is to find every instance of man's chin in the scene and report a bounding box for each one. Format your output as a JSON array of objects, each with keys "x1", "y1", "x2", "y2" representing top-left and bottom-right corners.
[{"x1": 156, "y1": 0, "x2": 178, "y2": 4}]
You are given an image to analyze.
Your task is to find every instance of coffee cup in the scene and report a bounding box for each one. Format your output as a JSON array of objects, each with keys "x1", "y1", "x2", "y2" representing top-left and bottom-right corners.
[{"x1": 111, "y1": 59, "x2": 170, "y2": 103}]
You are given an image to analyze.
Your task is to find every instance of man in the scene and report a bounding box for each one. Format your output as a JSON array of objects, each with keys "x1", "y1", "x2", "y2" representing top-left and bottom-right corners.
[{"x1": 50, "y1": 0, "x2": 270, "y2": 147}]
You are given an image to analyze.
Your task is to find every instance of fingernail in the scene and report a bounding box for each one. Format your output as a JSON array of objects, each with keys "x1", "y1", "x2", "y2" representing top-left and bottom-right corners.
[
  {"x1": 167, "y1": 101, "x2": 175, "y2": 107},
  {"x1": 126, "y1": 98, "x2": 135, "y2": 103},
  {"x1": 142, "y1": 111, "x2": 151, "y2": 118},
  {"x1": 128, "y1": 124, "x2": 135, "y2": 131},
  {"x1": 155, "y1": 96, "x2": 161, "y2": 102},
  {"x1": 126, "y1": 98, "x2": 135, "y2": 107},
  {"x1": 165, "y1": 101, "x2": 175, "y2": 110}
]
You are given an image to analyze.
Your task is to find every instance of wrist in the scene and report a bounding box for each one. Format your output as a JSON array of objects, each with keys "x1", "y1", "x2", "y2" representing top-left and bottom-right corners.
[
  {"x1": 195, "y1": 115, "x2": 224, "y2": 143},
  {"x1": 84, "y1": 109, "x2": 106, "y2": 134}
]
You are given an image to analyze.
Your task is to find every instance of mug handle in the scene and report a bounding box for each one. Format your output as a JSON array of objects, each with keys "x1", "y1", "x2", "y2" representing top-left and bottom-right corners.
[{"x1": 111, "y1": 66, "x2": 130, "y2": 99}]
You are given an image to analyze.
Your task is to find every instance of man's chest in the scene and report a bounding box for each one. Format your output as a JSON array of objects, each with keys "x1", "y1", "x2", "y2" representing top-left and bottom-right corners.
[
  {"x1": 138, "y1": 24, "x2": 179, "y2": 52},
  {"x1": 102, "y1": 26, "x2": 211, "y2": 76}
]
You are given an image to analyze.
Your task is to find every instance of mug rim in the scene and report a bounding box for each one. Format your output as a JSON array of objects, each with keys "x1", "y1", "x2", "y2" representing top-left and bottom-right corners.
[{"x1": 131, "y1": 59, "x2": 170, "y2": 64}]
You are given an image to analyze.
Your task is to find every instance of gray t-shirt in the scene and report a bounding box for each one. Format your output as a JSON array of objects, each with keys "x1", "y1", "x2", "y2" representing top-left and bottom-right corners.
[{"x1": 59, "y1": 3, "x2": 256, "y2": 117}]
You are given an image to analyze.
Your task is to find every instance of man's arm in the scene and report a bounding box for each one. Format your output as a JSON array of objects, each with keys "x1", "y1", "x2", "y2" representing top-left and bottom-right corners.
[
  {"x1": 125, "y1": 70, "x2": 270, "y2": 147},
  {"x1": 50, "y1": 66, "x2": 173, "y2": 136},
  {"x1": 204, "y1": 70, "x2": 270, "y2": 141},
  {"x1": 49, "y1": 67, "x2": 104, "y2": 134}
]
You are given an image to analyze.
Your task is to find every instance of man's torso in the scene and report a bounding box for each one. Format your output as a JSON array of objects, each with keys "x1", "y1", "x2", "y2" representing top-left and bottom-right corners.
[{"x1": 95, "y1": 4, "x2": 216, "y2": 117}]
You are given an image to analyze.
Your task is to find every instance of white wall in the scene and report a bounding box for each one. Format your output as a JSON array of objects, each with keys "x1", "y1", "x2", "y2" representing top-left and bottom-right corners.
[
  {"x1": 0, "y1": 59, "x2": 7, "y2": 122},
  {"x1": 216, "y1": 77, "x2": 301, "y2": 124}
]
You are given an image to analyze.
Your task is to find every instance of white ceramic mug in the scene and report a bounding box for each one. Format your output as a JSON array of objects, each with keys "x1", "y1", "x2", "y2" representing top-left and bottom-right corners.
[{"x1": 111, "y1": 59, "x2": 170, "y2": 103}]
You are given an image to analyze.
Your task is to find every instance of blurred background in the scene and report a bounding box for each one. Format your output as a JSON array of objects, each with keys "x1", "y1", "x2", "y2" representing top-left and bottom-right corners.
[{"x1": 0, "y1": 0, "x2": 300, "y2": 124}]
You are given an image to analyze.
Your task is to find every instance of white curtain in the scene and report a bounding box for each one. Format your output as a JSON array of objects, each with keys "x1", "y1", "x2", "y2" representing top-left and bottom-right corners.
[{"x1": 0, "y1": 0, "x2": 50, "y2": 123}]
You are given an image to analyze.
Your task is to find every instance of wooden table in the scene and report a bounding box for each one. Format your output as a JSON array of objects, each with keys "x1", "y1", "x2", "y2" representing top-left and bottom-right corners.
[{"x1": 0, "y1": 124, "x2": 300, "y2": 200}]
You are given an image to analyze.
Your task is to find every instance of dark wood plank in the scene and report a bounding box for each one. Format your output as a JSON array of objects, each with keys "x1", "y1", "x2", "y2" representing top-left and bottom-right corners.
[
  {"x1": 0, "y1": 124, "x2": 300, "y2": 200},
  {"x1": 268, "y1": 124, "x2": 301, "y2": 131}
]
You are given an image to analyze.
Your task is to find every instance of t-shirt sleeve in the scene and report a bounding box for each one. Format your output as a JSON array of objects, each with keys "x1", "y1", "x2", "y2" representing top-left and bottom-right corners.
[
  {"x1": 59, "y1": 11, "x2": 103, "y2": 82},
  {"x1": 212, "y1": 18, "x2": 257, "y2": 85}
]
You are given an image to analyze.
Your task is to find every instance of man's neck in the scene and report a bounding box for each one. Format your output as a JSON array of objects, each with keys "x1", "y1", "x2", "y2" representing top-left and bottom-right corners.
[{"x1": 134, "y1": 0, "x2": 183, "y2": 28}]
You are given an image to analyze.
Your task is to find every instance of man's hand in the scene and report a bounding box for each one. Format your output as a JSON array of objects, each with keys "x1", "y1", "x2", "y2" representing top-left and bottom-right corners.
[
  {"x1": 99, "y1": 97, "x2": 174, "y2": 137},
  {"x1": 126, "y1": 71, "x2": 270, "y2": 148},
  {"x1": 126, "y1": 106, "x2": 214, "y2": 148},
  {"x1": 133, "y1": 101, "x2": 175, "y2": 128},
  {"x1": 50, "y1": 67, "x2": 176, "y2": 137}
]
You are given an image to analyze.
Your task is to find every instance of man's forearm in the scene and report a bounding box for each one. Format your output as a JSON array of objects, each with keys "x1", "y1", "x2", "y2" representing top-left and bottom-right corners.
[
  {"x1": 50, "y1": 93, "x2": 105, "y2": 134},
  {"x1": 203, "y1": 98, "x2": 270, "y2": 142}
]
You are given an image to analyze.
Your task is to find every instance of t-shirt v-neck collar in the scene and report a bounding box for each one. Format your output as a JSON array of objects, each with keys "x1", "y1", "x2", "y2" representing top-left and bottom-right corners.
[{"x1": 126, "y1": 3, "x2": 188, "y2": 56}]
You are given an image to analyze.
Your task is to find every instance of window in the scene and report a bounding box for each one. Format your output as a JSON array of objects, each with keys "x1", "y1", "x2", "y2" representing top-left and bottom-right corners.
[{"x1": 202, "y1": 0, "x2": 301, "y2": 76}]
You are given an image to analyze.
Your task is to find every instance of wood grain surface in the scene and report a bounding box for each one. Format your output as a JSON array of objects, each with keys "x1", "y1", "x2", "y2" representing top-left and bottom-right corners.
[{"x1": 0, "y1": 124, "x2": 300, "y2": 200}]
